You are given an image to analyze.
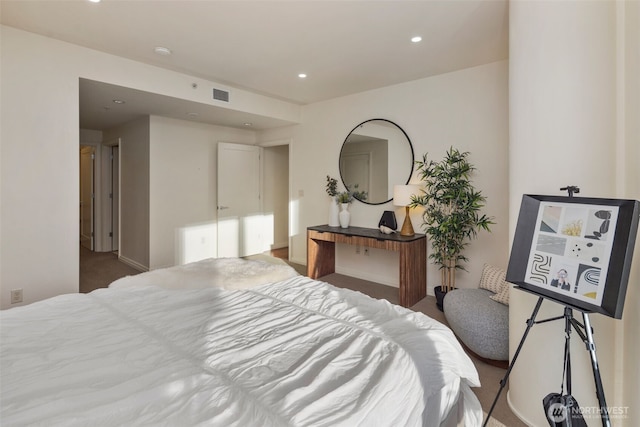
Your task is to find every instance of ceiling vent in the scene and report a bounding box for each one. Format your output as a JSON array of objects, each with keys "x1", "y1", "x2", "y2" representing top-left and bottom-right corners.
[{"x1": 213, "y1": 88, "x2": 230, "y2": 102}]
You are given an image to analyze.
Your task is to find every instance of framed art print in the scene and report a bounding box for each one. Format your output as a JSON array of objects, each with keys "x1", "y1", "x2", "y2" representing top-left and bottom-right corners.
[{"x1": 507, "y1": 195, "x2": 639, "y2": 319}]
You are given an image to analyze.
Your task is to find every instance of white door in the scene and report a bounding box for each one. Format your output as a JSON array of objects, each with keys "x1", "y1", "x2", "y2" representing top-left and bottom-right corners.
[
  {"x1": 79, "y1": 145, "x2": 95, "y2": 250},
  {"x1": 217, "y1": 143, "x2": 263, "y2": 257}
]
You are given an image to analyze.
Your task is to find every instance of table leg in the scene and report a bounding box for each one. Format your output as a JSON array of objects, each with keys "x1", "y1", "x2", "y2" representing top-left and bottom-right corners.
[
  {"x1": 307, "y1": 236, "x2": 336, "y2": 279},
  {"x1": 399, "y1": 239, "x2": 426, "y2": 307}
]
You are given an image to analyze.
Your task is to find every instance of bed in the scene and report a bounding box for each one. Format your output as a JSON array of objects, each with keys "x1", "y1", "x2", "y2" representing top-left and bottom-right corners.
[{"x1": 0, "y1": 257, "x2": 482, "y2": 426}]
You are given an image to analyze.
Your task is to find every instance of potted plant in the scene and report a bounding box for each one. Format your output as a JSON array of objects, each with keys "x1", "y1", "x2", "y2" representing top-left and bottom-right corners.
[
  {"x1": 326, "y1": 175, "x2": 340, "y2": 226},
  {"x1": 410, "y1": 147, "x2": 494, "y2": 310},
  {"x1": 335, "y1": 184, "x2": 367, "y2": 228},
  {"x1": 325, "y1": 176, "x2": 368, "y2": 227}
]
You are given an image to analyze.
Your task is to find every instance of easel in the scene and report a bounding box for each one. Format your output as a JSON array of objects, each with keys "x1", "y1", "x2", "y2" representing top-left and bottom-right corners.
[
  {"x1": 483, "y1": 186, "x2": 611, "y2": 427},
  {"x1": 482, "y1": 295, "x2": 610, "y2": 427}
]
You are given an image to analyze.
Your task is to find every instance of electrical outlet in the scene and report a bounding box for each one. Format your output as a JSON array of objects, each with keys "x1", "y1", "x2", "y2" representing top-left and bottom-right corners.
[
  {"x1": 355, "y1": 245, "x2": 360, "y2": 254},
  {"x1": 10, "y1": 289, "x2": 23, "y2": 304},
  {"x1": 364, "y1": 248, "x2": 370, "y2": 256}
]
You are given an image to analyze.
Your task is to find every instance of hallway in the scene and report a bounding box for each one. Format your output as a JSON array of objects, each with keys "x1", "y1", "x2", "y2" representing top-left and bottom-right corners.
[{"x1": 79, "y1": 246, "x2": 141, "y2": 293}]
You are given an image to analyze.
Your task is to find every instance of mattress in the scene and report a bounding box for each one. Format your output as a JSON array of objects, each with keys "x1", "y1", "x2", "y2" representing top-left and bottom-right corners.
[{"x1": 0, "y1": 263, "x2": 481, "y2": 426}]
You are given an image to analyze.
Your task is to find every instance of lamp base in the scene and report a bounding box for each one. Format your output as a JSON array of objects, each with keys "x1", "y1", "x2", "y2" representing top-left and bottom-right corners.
[{"x1": 399, "y1": 206, "x2": 415, "y2": 236}]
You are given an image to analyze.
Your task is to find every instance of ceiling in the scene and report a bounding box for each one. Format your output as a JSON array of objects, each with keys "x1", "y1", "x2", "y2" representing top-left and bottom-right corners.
[{"x1": 1, "y1": 0, "x2": 509, "y2": 131}]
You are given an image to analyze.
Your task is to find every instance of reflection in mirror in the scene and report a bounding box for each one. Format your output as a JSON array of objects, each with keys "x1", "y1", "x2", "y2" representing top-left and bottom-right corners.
[{"x1": 339, "y1": 119, "x2": 414, "y2": 205}]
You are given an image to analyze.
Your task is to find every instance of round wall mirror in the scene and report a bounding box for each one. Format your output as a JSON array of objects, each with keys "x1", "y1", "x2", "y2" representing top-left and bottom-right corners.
[{"x1": 339, "y1": 119, "x2": 414, "y2": 205}]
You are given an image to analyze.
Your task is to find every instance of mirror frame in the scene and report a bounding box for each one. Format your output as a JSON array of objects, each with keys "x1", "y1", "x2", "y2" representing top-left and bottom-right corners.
[{"x1": 339, "y1": 118, "x2": 415, "y2": 205}]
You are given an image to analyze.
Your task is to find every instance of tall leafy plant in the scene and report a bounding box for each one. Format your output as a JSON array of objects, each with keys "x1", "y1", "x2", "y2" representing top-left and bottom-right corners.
[{"x1": 410, "y1": 147, "x2": 494, "y2": 292}]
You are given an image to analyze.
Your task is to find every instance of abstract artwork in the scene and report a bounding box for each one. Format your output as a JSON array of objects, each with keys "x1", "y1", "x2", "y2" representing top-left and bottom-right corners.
[
  {"x1": 535, "y1": 234, "x2": 567, "y2": 256},
  {"x1": 508, "y1": 194, "x2": 639, "y2": 319},
  {"x1": 529, "y1": 254, "x2": 551, "y2": 284},
  {"x1": 568, "y1": 240, "x2": 605, "y2": 264},
  {"x1": 540, "y1": 205, "x2": 561, "y2": 233},
  {"x1": 524, "y1": 201, "x2": 617, "y2": 306},
  {"x1": 584, "y1": 209, "x2": 612, "y2": 241},
  {"x1": 575, "y1": 264, "x2": 601, "y2": 299}
]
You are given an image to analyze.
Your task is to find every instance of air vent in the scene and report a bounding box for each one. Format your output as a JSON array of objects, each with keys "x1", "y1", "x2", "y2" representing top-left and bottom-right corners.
[{"x1": 213, "y1": 88, "x2": 230, "y2": 102}]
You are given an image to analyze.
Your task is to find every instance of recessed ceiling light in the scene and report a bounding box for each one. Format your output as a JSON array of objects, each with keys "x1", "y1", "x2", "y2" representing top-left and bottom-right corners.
[
  {"x1": 411, "y1": 36, "x2": 422, "y2": 43},
  {"x1": 88, "y1": 0, "x2": 101, "y2": 3},
  {"x1": 187, "y1": 112, "x2": 199, "y2": 117},
  {"x1": 243, "y1": 123, "x2": 253, "y2": 127},
  {"x1": 298, "y1": 73, "x2": 307, "y2": 79},
  {"x1": 154, "y1": 46, "x2": 172, "y2": 56},
  {"x1": 112, "y1": 99, "x2": 125, "y2": 104}
]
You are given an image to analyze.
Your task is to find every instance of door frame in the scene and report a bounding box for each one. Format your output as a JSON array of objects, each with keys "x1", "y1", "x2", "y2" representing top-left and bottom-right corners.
[
  {"x1": 259, "y1": 138, "x2": 292, "y2": 260},
  {"x1": 101, "y1": 138, "x2": 120, "y2": 253},
  {"x1": 79, "y1": 145, "x2": 96, "y2": 251},
  {"x1": 79, "y1": 138, "x2": 121, "y2": 253}
]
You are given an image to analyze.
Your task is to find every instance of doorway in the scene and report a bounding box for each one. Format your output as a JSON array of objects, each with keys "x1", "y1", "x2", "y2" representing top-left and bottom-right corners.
[
  {"x1": 79, "y1": 145, "x2": 95, "y2": 250},
  {"x1": 262, "y1": 143, "x2": 290, "y2": 258},
  {"x1": 107, "y1": 144, "x2": 120, "y2": 253},
  {"x1": 216, "y1": 141, "x2": 290, "y2": 260}
]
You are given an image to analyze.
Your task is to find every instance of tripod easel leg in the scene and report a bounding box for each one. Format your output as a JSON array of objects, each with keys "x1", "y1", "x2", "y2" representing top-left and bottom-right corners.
[
  {"x1": 482, "y1": 297, "x2": 544, "y2": 427},
  {"x1": 582, "y1": 313, "x2": 611, "y2": 427},
  {"x1": 482, "y1": 299, "x2": 612, "y2": 427}
]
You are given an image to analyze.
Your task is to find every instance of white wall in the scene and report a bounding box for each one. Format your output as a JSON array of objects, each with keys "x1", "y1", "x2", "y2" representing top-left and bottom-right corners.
[
  {"x1": 622, "y1": 1, "x2": 640, "y2": 423},
  {"x1": 104, "y1": 117, "x2": 151, "y2": 271},
  {"x1": 263, "y1": 61, "x2": 510, "y2": 293},
  {"x1": 1, "y1": 27, "x2": 81, "y2": 307},
  {"x1": 508, "y1": 1, "x2": 639, "y2": 425},
  {"x1": 0, "y1": 25, "x2": 300, "y2": 308},
  {"x1": 149, "y1": 116, "x2": 257, "y2": 269}
]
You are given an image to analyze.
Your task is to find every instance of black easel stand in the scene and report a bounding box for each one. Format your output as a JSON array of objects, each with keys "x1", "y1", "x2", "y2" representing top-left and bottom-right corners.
[{"x1": 482, "y1": 295, "x2": 611, "y2": 427}]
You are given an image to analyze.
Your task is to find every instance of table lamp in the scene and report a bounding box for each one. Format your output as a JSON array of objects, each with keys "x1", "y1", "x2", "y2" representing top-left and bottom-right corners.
[{"x1": 393, "y1": 184, "x2": 420, "y2": 236}]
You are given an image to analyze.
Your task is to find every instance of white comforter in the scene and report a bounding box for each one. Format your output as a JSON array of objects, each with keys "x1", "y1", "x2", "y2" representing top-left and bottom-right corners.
[
  {"x1": 0, "y1": 276, "x2": 481, "y2": 426},
  {"x1": 110, "y1": 257, "x2": 300, "y2": 290}
]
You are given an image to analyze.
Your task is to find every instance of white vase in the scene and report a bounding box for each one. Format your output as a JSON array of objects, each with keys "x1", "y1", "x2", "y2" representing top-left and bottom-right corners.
[
  {"x1": 328, "y1": 199, "x2": 340, "y2": 227},
  {"x1": 339, "y1": 203, "x2": 350, "y2": 228}
]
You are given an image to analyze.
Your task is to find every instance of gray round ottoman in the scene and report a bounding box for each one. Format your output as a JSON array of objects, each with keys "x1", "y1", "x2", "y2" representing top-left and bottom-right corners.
[{"x1": 443, "y1": 288, "x2": 508, "y2": 361}]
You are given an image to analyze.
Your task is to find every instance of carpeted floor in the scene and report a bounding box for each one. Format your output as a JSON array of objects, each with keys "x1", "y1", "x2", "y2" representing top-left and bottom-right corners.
[
  {"x1": 79, "y1": 246, "x2": 142, "y2": 293},
  {"x1": 80, "y1": 248, "x2": 525, "y2": 426}
]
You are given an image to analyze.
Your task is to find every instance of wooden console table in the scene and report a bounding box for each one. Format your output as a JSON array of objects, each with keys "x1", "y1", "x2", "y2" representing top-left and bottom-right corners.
[{"x1": 307, "y1": 225, "x2": 426, "y2": 307}]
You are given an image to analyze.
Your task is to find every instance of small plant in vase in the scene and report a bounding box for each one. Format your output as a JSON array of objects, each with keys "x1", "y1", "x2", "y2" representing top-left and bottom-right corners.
[
  {"x1": 336, "y1": 191, "x2": 353, "y2": 204},
  {"x1": 326, "y1": 176, "x2": 340, "y2": 227},
  {"x1": 325, "y1": 176, "x2": 368, "y2": 228},
  {"x1": 410, "y1": 147, "x2": 494, "y2": 311},
  {"x1": 336, "y1": 189, "x2": 353, "y2": 228},
  {"x1": 326, "y1": 175, "x2": 338, "y2": 198}
]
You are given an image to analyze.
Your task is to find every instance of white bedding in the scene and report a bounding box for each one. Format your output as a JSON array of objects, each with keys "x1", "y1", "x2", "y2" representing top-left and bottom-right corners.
[
  {"x1": 110, "y1": 257, "x2": 300, "y2": 290},
  {"x1": 1, "y1": 272, "x2": 481, "y2": 426}
]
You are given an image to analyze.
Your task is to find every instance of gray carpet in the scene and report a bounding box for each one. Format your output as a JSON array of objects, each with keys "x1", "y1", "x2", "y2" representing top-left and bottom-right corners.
[
  {"x1": 79, "y1": 246, "x2": 141, "y2": 293},
  {"x1": 80, "y1": 250, "x2": 525, "y2": 426}
]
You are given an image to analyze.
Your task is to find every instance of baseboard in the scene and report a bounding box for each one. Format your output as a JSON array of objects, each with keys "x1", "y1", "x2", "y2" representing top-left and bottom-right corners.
[
  {"x1": 506, "y1": 391, "x2": 534, "y2": 426},
  {"x1": 118, "y1": 255, "x2": 148, "y2": 272},
  {"x1": 335, "y1": 266, "x2": 397, "y2": 288},
  {"x1": 290, "y1": 256, "x2": 306, "y2": 267},
  {"x1": 270, "y1": 242, "x2": 288, "y2": 250}
]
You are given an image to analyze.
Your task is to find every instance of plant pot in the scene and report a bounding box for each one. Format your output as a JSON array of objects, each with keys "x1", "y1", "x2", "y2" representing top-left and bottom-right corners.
[
  {"x1": 434, "y1": 285, "x2": 447, "y2": 311},
  {"x1": 339, "y1": 203, "x2": 350, "y2": 228},
  {"x1": 328, "y1": 200, "x2": 340, "y2": 227}
]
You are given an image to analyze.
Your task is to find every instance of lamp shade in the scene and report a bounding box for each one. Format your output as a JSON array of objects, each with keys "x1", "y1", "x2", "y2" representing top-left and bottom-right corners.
[{"x1": 393, "y1": 185, "x2": 420, "y2": 207}]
